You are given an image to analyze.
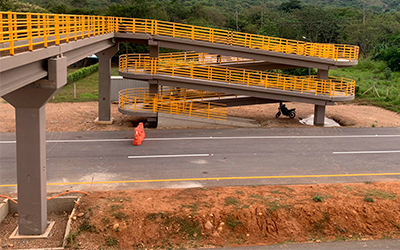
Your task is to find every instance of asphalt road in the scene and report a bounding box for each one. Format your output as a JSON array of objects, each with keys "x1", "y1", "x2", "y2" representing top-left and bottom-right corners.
[
  {"x1": 1, "y1": 127, "x2": 400, "y2": 192},
  {"x1": 203, "y1": 238, "x2": 400, "y2": 250}
]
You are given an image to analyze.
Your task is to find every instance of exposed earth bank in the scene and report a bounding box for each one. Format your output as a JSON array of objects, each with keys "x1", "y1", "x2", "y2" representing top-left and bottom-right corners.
[
  {"x1": 1, "y1": 101, "x2": 400, "y2": 132},
  {"x1": 67, "y1": 182, "x2": 400, "y2": 249}
]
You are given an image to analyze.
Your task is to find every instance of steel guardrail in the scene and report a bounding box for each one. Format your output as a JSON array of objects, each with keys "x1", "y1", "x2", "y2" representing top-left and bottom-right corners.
[
  {"x1": 118, "y1": 88, "x2": 227, "y2": 121},
  {"x1": 1, "y1": 11, "x2": 359, "y2": 61}
]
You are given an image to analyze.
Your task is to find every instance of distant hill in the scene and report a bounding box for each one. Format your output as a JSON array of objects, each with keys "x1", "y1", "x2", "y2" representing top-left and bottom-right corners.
[{"x1": 17, "y1": 0, "x2": 400, "y2": 13}]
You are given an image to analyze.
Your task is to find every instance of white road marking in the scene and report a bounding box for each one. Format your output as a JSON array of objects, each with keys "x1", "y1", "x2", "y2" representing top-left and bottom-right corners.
[
  {"x1": 333, "y1": 150, "x2": 400, "y2": 155},
  {"x1": 0, "y1": 134, "x2": 400, "y2": 144},
  {"x1": 128, "y1": 154, "x2": 210, "y2": 159}
]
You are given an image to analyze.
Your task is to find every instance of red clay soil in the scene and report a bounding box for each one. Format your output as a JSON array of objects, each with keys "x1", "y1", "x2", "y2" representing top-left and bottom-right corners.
[{"x1": 68, "y1": 182, "x2": 400, "y2": 249}]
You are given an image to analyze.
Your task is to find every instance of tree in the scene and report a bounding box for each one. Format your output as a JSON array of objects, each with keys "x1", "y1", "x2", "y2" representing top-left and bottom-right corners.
[
  {"x1": 279, "y1": 0, "x2": 302, "y2": 13},
  {"x1": 293, "y1": 6, "x2": 340, "y2": 43}
]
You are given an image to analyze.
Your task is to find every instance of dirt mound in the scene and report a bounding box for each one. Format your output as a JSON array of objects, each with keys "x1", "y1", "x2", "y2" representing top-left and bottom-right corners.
[{"x1": 68, "y1": 182, "x2": 400, "y2": 249}]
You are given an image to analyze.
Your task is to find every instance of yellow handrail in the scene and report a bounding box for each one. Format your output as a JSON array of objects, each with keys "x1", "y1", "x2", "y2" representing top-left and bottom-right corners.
[
  {"x1": 1, "y1": 11, "x2": 359, "y2": 61},
  {"x1": 119, "y1": 54, "x2": 356, "y2": 98},
  {"x1": 118, "y1": 88, "x2": 227, "y2": 121}
]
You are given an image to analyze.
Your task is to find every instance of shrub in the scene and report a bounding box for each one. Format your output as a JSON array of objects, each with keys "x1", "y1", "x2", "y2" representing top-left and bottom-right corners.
[{"x1": 67, "y1": 63, "x2": 99, "y2": 84}]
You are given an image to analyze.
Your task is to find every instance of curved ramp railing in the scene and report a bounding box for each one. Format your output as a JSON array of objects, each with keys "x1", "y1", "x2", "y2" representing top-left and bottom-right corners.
[
  {"x1": 119, "y1": 88, "x2": 227, "y2": 121},
  {"x1": 1, "y1": 11, "x2": 358, "y2": 61},
  {"x1": 119, "y1": 54, "x2": 356, "y2": 98}
]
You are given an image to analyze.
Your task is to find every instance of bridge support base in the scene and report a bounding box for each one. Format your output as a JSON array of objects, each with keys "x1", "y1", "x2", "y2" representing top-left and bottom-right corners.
[
  {"x1": 2, "y1": 57, "x2": 67, "y2": 235},
  {"x1": 314, "y1": 105, "x2": 326, "y2": 126},
  {"x1": 96, "y1": 45, "x2": 119, "y2": 123}
]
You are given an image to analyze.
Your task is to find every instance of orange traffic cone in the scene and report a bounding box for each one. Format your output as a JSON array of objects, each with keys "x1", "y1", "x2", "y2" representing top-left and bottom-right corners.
[{"x1": 133, "y1": 122, "x2": 145, "y2": 146}]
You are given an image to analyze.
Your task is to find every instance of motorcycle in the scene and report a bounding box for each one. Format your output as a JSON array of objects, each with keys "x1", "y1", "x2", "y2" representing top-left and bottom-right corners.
[{"x1": 276, "y1": 102, "x2": 296, "y2": 119}]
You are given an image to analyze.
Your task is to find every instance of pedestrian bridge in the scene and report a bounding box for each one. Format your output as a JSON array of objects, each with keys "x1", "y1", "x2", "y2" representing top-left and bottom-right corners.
[{"x1": 0, "y1": 11, "x2": 359, "y2": 236}]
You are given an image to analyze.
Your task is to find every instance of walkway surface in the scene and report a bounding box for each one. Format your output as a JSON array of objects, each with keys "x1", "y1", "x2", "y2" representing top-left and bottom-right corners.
[{"x1": 1, "y1": 127, "x2": 399, "y2": 192}]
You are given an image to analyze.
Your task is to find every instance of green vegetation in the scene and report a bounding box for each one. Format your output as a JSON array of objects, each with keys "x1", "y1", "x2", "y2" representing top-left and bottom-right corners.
[
  {"x1": 362, "y1": 189, "x2": 397, "y2": 200},
  {"x1": 331, "y1": 59, "x2": 400, "y2": 113},
  {"x1": 51, "y1": 66, "x2": 119, "y2": 103},
  {"x1": 313, "y1": 212, "x2": 330, "y2": 235},
  {"x1": 109, "y1": 204, "x2": 124, "y2": 213},
  {"x1": 105, "y1": 236, "x2": 119, "y2": 246},
  {"x1": 67, "y1": 63, "x2": 99, "y2": 84},
  {"x1": 112, "y1": 211, "x2": 129, "y2": 220},
  {"x1": 313, "y1": 195, "x2": 324, "y2": 202},
  {"x1": 224, "y1": 196, "x2": 240, "y2": 206},
  {"x1": 226, "y1": 214, "x2": 244, "y2": 230},
  {"x1": 364, "y1": 197, "x2": 374, "y2": 202}
]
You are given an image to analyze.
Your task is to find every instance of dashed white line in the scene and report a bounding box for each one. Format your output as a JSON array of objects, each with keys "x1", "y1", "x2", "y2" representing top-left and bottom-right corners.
[
  {"x1": 128, "y1": 154, "x2": 210, "y2": 159},
  {"x1": 333, "y1": 150, "x2": 400, "y2": 155}
]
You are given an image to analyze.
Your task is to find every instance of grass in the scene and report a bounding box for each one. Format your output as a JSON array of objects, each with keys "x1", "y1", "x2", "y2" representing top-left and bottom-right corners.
[
  {"x1": 109, "y1": 204, "x2": 124, "y2": 213},
  {"x1": 51, "y1": 66, "x2": 119, "y2": 103},
  {"x1": 362, "y1": 189, "x2": 397, "y2": 200},
  {"x1": 105, "y1": 236, "x2": 119, "y2": 246},
  {"x1": 330, "y1": 58, "x2": 400, "y2": 113},
  {"x1": 249, "y1": 194, "x2": 288, "y2": 211},
  {"x1": 112, "y1": 211, "x2": 129, "y2": 221},
  {"x1": 224, "y1": 196, "x2": 240, "y2": 206},
  {"x1": 226, "y1": 214, "x2": 244, "y2": 230},
  {"x1": 313, "y1": 212, "x2": 330, "y2": 235},
  {"x1": 174, "y1": 217, "x2": 202, "y2": 239}
]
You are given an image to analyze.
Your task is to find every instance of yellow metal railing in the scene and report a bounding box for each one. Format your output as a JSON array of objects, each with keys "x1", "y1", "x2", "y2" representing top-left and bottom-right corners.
[
  {"x1": 119, "y1": 87, "x2": 235, "y2": 102},
  {"x1": 1, "y1": 11, "x2": 359, "y2": 61},
  {"x1": 119, "y1": 54, "x2": 356, "y2": 97},
  {"x1": 118, "y1": 88, "x2": 227, "y2": 121}
]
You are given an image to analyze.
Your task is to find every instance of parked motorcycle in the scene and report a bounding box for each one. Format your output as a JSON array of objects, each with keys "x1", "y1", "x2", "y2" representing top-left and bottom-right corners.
[{"x1": 276, "y1": 102, "x2": 296, "y2": 119}]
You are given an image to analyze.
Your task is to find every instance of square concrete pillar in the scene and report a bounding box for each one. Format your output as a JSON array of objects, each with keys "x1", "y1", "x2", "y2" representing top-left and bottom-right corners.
[
  {"x1": 149, "y1": 80, "x2": 159, "y2": 95},
  {"x1": 3, "y1": 86, "x2": 59, "y2": 235},
  {"x1": 314, "y1": 104, "x2": 326, "y2": 126},
  {"x1": 149, "y1": 40, "x2": 159, "y2": 58},
  {"x1": 317, "y1": 69, "x2": 329, "y2": 80},
  {"x1": 95, "y1": 45, "x2": 119, "y2": 123},
  {"x1": 2, "y1": 56, "x2": 66, "y2": 235}
]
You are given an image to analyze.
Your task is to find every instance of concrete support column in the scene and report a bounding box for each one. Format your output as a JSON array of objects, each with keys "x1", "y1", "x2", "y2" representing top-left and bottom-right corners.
[
  {"x1": 2, "y1": 57, "x2": 67, "y2": 235},
  {"x1": 149, "y1": 80, "x2": 159, "y2": 95},
  {"x1": 314, "y1": 105, "x2": 326, "y2": 126},
  {"x1": 149, "y1": 40, "x2": 159, "y2": 58},
  {"x1": 314, "y1": 69, "x2": 329, "y2": 126},
  {"x1": 317, "y1": 69, "x2": 329, "y2": 79},
  {"x1": 95, "y1": 44, "x2": 119, "y2": 124}
]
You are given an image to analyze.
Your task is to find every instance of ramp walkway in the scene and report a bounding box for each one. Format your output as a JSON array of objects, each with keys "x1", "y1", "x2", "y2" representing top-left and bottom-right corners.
[{"x1": 119, "y1": 53, "x2": 356, "y2": 106}]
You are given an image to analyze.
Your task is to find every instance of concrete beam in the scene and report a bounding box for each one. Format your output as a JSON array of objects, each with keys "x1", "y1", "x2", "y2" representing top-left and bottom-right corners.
[
  {"x1": 211, "y1": 97, "x2": 279, "y2": 107},
  {"x1": 95, "y1": 44, "x2": 119, "y2": 122},
  {"x1": 222, "y1": 61, "x2": 304, "y2": 70},
  {"x1": 1, "y1": 34, "x2": 114, "y2": 97},
  {"x1": 1, "y1": 33, "x2": 114, "y2": 73},
  {"x1": 0, "y1": 61, "x2": 47, "y2": 97}
]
